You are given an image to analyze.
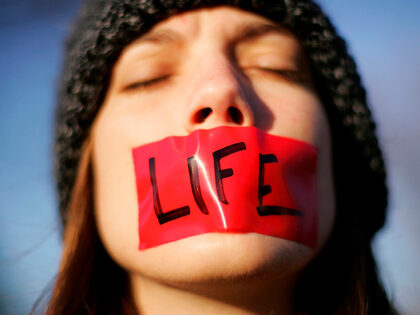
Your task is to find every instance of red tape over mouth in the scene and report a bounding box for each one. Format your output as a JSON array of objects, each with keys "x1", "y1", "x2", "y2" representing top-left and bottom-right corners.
[{"x1": 132, "y1": 126, "x2": 318, "y2": 250}]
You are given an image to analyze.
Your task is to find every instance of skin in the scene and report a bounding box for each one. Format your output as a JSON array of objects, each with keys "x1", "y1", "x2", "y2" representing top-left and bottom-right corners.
[{"x1": 92, "y1": 6, "x2": 335, "y2": 315}]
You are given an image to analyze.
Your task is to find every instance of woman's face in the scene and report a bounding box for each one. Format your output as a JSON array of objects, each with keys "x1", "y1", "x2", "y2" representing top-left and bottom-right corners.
[{"x1": 92, "y1": 6, "x2": 335, "y2": 288}]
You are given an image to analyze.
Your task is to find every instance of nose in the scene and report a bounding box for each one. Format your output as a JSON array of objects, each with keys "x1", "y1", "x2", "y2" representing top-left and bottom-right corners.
[{"x1": 183, "y1": 56, "x2": 255, "y2": 133}]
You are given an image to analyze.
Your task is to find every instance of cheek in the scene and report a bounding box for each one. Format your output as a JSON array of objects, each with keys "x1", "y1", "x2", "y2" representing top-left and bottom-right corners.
[
  {"x1": 90, "y1": 97, "x2": 189, "y2": 272},
  {"x1": 256, "y1": 85, "x2": 336, "y2": 248},
  {"x1": 252, "y1": 83, "x2": 322, "y2": 144},
  {"x1": 90, "y1": 99, "x2": 168, "y2": 270},
  {"x1": 90, "y1": 85, "x2": 190, "y2": 271},
  {"x1": 92, "y1": 114, "x2": 140, "y2": 268}
]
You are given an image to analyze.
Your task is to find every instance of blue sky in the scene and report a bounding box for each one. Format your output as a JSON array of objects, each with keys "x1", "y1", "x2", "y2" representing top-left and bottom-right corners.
[{"x1": 0, "y1": 1, "x2": 419, "y2": 314}]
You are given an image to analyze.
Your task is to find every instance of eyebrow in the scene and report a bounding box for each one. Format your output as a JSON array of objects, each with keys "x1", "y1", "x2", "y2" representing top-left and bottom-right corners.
[
  {"x1": 232, "y1": 22, "x2": 289, "y2": 43},
  {"x1": 133, "y1": 22, "x2": 288, "y2": 46},
  {"x1": 134, "y1": 28, "x2": 182, "y2": 45}
]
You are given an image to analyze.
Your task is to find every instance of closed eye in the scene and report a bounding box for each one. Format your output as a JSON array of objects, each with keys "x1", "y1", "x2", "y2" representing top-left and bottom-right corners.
[
  {"x1": 259, "y1": 68, "x2": 310, "y2": 85},
  {"x1": 124, "y1": 74, "x2": 171, "y2": 91}
]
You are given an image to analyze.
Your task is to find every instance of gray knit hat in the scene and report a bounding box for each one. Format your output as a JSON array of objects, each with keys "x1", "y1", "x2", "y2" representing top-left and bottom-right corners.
[{"x1": 55, "y1": 0, "x2": 387, "y2": 239}]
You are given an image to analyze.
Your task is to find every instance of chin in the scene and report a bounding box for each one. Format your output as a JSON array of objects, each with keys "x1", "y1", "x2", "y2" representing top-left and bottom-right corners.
[{"x1": 129, "y1": 232, "x2": 315, "y2": 288}]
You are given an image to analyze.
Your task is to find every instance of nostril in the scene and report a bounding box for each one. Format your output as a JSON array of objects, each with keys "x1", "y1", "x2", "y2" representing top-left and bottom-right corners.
[
  {"x1": 193, "y1": 107, "x2": 212, "y2": 123},
  {"x1": 228, "y1": 106, "x2": 244, "y2": 125}
]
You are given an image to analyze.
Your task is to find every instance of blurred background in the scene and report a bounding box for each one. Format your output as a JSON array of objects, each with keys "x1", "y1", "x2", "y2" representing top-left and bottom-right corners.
[{"x1": 0, "y1": 0, "x2": 419, "y2": 314}]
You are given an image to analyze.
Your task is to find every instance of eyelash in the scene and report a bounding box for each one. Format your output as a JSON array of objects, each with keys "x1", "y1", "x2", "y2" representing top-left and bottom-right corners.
[
  {"x1": 123, "y1": 68, "x2": 307, "y2": 92},
  {"x1": 124, "y1": 74, "x2": 171, "y2": 91},
  {"x1": 256, "y1": 68, "x2": 309, "y2": 84}
]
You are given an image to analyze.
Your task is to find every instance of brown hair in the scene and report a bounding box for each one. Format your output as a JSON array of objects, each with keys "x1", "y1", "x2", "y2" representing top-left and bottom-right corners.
[
  {"x1": 45, "y1": 138, "x2": 137, "y2": 314},
  {"x1": 41, "y1": 137, "x2": 398, "y2": 314}
]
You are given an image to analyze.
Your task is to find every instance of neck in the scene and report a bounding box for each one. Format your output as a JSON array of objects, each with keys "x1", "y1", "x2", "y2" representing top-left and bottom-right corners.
[{"x1": 130, "y1": 273, "x2": 297, "y2": 315}]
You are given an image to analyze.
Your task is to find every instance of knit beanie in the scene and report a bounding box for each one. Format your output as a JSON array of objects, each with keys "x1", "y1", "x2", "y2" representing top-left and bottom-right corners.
[{"x1": 55, "y1": 0, "x2": 387, "y2": 240}]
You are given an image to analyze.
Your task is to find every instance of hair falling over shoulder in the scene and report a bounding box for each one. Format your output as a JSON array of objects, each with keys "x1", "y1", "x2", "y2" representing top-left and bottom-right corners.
[{"x1": 42, "y1": 138, "x2": 138, "y2": 315}]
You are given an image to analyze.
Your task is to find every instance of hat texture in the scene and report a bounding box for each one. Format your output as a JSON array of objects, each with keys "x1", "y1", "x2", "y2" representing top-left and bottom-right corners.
[{"x1": 55, "y1": 0, "x2": 387, "y2": 239}]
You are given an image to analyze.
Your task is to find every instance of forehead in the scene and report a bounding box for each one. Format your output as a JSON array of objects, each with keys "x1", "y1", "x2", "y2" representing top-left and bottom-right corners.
[
  {"x1": 134, "y1": 6, "x2": 293, "y2": 45},
  {"x1": 156, "y1": 7, "x2": 272, "y2": 33}
]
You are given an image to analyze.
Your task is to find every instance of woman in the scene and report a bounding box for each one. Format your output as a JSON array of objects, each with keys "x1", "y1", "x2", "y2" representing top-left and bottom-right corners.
[{"x1": 46, "y1": 0, "x2": 396, "y2": 314}]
